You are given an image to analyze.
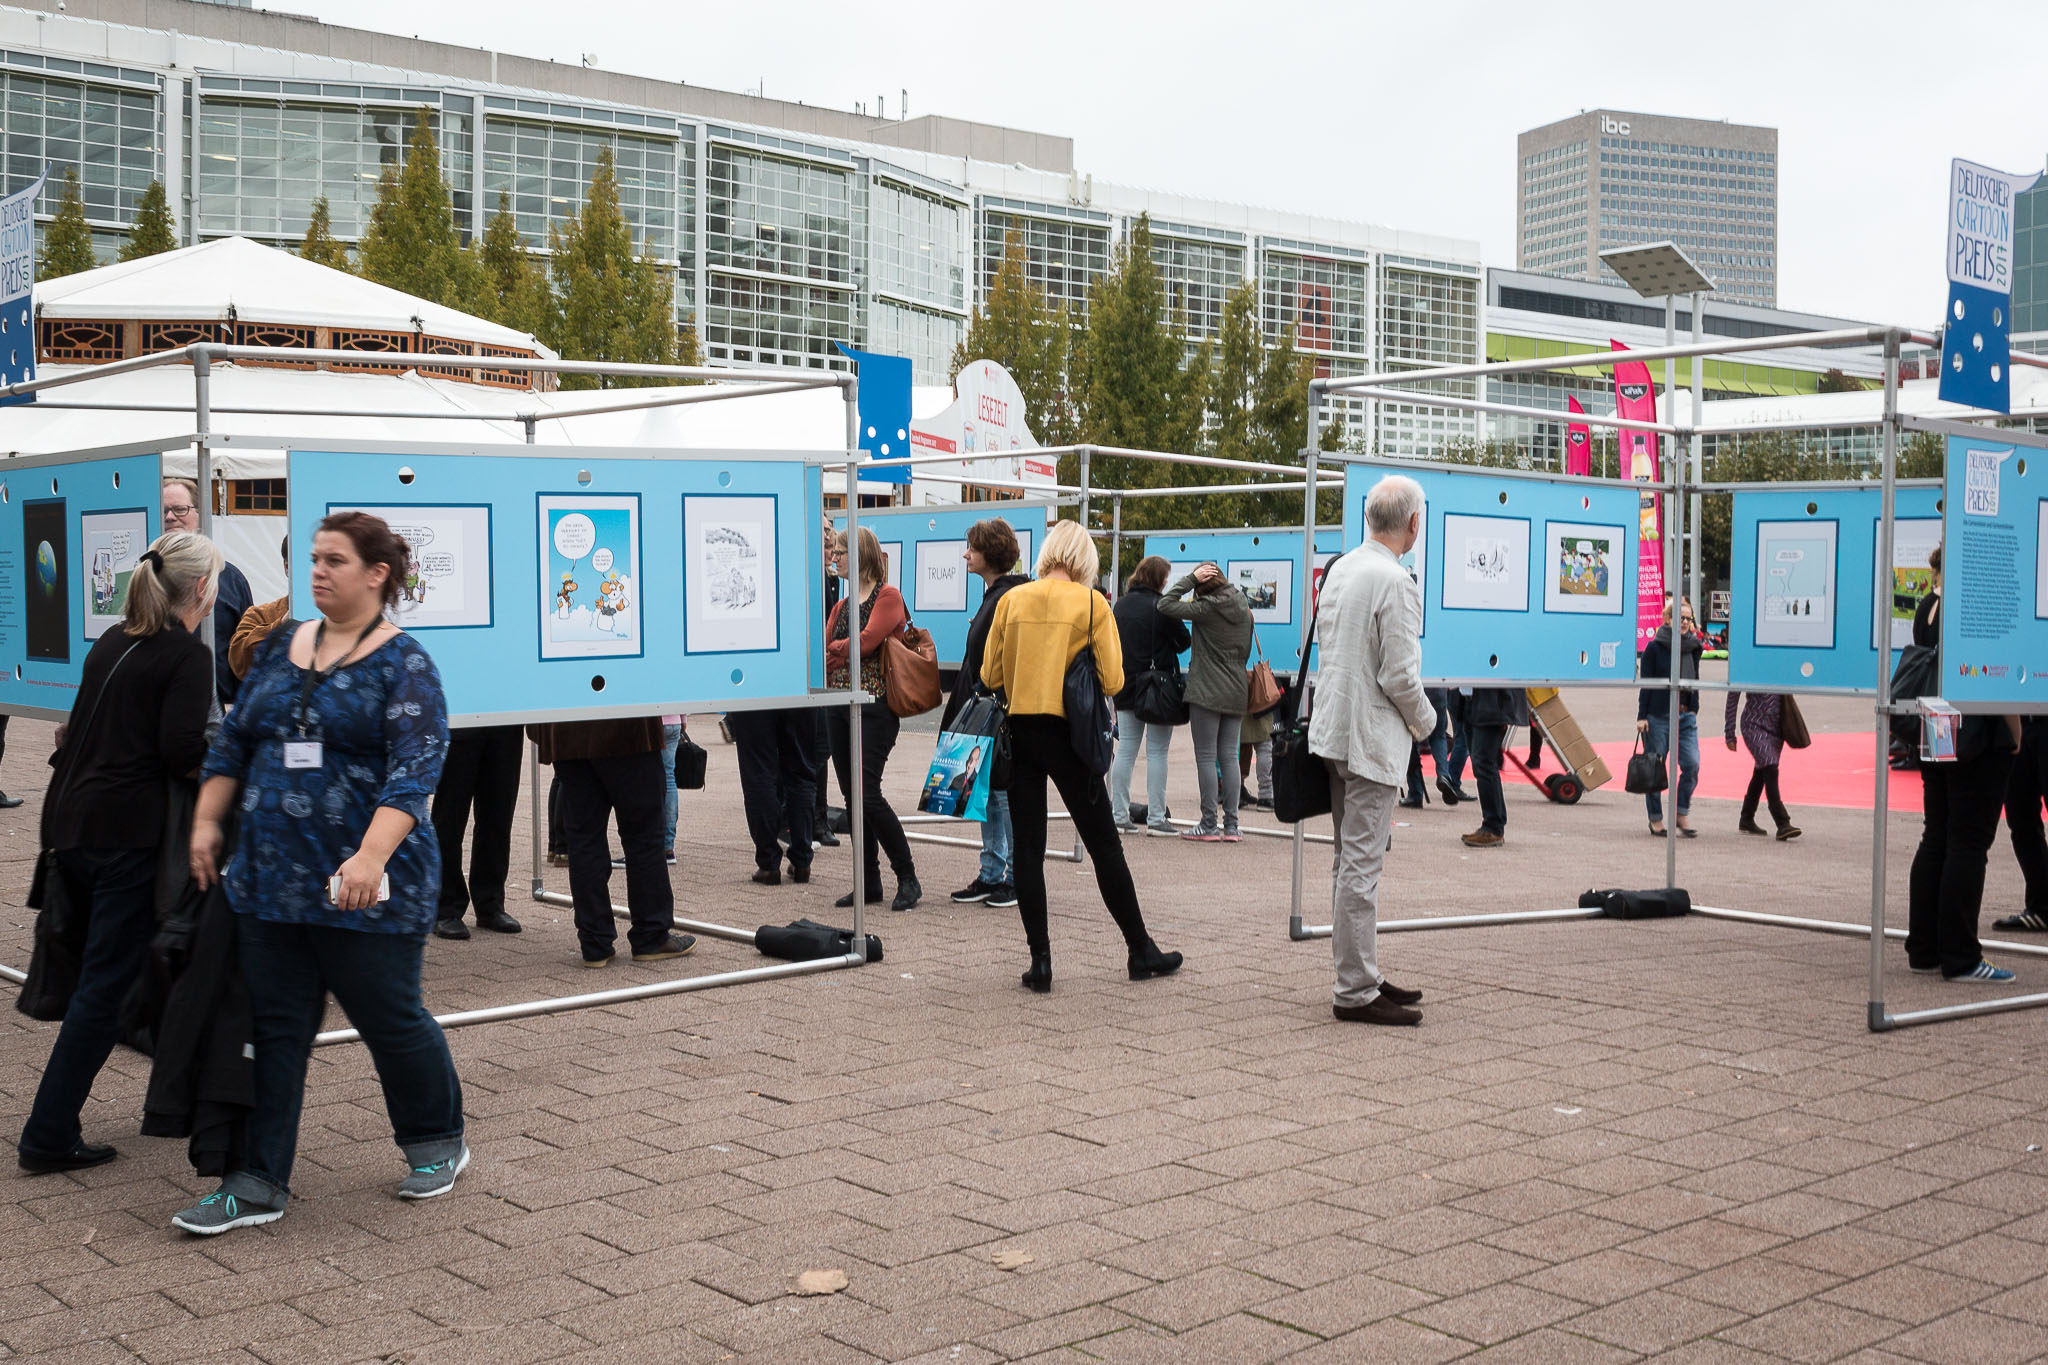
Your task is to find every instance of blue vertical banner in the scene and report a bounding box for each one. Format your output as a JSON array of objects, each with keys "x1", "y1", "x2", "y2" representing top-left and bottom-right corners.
[
  {"x1": 835, "y1": 343, "x2": 912, "y2": 485},
  {"x1": 0, "y1": 170, "x2": 46, "y2": 408},
  {"x1": 1941, "y1": 158, "x2": 2040, "y2": 414}
]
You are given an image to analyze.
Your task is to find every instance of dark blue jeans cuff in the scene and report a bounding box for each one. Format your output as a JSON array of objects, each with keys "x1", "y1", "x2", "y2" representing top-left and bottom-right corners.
[
  {"x1": 400, "y1": 1133, "x2": 465, "y2": 1168},
  {"x1": 223, "y1": 1168, "x2": 290, "y2": 1209}
]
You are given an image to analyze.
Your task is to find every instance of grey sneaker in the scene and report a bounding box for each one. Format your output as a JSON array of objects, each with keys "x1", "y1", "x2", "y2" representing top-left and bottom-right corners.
[
  {"x1": 1147, "y1": 823, "x2": 1177, "y2": 837},
  {"x1": 397, "y1": 1145, "x2": 470, "y2": 1201},
  {"x1": 171, "y1": 1188, "x2": 284, "y2": 1236}
]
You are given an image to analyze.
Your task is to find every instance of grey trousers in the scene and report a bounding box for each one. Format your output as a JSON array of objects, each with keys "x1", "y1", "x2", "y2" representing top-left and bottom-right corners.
[
  {"x1": 1328, "y1": 758, "x2": 1396, "y2": 1007},
  {"x1": 1188, "y1": 704, "x2": 1244, "y2": 832}
]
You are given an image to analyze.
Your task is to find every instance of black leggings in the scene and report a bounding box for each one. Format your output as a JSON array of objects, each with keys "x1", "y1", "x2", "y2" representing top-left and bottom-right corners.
[
  {"x1": 1741, "y1": 763, "x2": 1791, "y2": 828},
  {"x1": 1008, "y1": 714, "x2": 1151, "y2": 955},
  {"x1": 826, "y1": 704, "x2": 915, "y2": 892}
]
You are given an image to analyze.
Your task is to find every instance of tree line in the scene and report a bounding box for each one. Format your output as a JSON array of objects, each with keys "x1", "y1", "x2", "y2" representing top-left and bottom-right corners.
[{"x1": 33, "y1": 110, "x2": 686, "y2": 391}]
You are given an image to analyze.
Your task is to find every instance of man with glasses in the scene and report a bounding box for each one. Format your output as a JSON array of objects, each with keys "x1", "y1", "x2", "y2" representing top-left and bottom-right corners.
[{"x1": 163, "y1": 478, "x2": 252, "y2": 707}]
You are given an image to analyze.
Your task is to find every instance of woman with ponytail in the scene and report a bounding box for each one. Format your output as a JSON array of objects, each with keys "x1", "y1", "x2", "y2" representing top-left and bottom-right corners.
[{"x1": 16, "y1": 532, "x2": 220, "y2": 1175}]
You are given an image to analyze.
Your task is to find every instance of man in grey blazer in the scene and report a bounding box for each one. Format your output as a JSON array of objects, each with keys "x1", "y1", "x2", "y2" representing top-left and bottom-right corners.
[{"x1": 1310, "y1": 475, "x2": 1438, "y2": 1026}]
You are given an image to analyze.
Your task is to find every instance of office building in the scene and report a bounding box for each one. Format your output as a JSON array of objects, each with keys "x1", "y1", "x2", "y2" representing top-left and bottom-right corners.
[
  {"x1": 1517, "y1": 109, "x2": 1779, "y2": 306},
  {"x1": 0, "y1": 0, "x2": 1485, "y2": 456}
]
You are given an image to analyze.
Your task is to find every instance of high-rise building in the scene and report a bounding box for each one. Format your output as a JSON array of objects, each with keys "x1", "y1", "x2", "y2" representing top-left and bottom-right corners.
[
  {"x1": 1517, "y1": 110, "x2": 1778, "y2": 307},
  {"x1": 0, "y1": 0, "x2": 1485, "y2": 458}
]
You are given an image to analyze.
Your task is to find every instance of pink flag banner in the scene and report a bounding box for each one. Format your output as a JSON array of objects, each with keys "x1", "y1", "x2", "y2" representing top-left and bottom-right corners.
[
  {"x1": 1611, "y1": 342, "x2": 1665, "y2": 652},
  {"x1": 1564, "y1": 395, "x2": 1591, "y2": 477}
]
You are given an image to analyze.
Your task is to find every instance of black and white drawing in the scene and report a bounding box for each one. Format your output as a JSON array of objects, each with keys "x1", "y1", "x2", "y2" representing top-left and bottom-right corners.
[{"x1": 685, "y1": 494, "x2": 779, "y2": 655}]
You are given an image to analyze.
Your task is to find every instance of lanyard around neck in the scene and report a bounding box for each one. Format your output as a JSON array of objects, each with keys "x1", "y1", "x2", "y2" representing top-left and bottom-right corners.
[{"x1": 296, "y1": 619, "x2": 380, "y2": 736}]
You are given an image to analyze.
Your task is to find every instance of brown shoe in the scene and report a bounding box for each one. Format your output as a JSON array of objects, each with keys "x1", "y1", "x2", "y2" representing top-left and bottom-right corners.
[
  {"x1": 1333, "y1": 997, "x2": 1422, "y2": 1026},
  {"x1": 1378, "y1": 980, "x2": 1423, "y2": 1006},
  {"x1": 1461, "y1": 829, "x2": 1503, "y2": 848}
]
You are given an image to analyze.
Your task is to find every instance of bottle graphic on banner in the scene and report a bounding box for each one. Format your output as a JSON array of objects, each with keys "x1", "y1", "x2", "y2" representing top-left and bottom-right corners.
[{"x1": 1612, "y1": 341, "x2": 1664, "y2": 653}]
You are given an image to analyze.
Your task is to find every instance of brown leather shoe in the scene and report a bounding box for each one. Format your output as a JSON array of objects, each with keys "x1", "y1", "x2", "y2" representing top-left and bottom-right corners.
[
  {"x1": 1378, "y1": 980, "x2": 1422, "y2": 1006},
  {"x1": 1333, "y1": 997, "x2": 1422, "y2": 1026},
  {"x1": 1461, "y1": 829, "x2": 1503, "y2": 848}
]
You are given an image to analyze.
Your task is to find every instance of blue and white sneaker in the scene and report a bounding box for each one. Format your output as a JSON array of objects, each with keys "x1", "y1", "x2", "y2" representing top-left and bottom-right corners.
[
  {"x1": 171, "y1": 1188, "x2": 284, "y2": 1236},
  {"x1": 397, "y1": 1144, "x2": 470, "y2": 1200},
  {"x1": 1947, "y1": 960, "x2": 2017, "y2": 984}
]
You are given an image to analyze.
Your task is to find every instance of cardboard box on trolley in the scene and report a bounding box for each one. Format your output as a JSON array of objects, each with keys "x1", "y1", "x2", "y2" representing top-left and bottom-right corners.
[{"x1": 1525, "y1": 687, "x2": 1612, "y2": 793}]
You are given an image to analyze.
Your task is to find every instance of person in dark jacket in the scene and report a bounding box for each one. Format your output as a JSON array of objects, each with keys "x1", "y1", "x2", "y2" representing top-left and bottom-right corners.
[
  {"x1": 1159, "y1": 564, "x2": 1254, "y2": 841},
  {"x1": 532, "y1": 717, "x2": 696, "y2": 966},
  {"x1": 162, "y1": 478, "x2": 251, "y2": 708},
  {"x1": 1109, "y1": 556, "x2": 1190, "y2": 835},
  {"x1": 1906, "y1": 547, "x2": 2022, "y2": 981},
  {"x1": 1459, "y1": 687, "x2": 1530, "y2": 848},
  {"x1": 945, "y1": 519, "x2": 1029, "y2": 908},
  {"x1": 1994, "y1": 715, "x2": 2048, "y2": 933},
  {"x1": 1637, "y1": 597, "x2": 1703, "y2": 837},
  {"x1": 17, "y1": 532, "x2": 220, "y2": 1175}
]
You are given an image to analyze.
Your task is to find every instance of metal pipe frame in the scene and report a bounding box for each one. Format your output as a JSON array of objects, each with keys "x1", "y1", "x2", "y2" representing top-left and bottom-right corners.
[
  {"x1": 1899, "y1": 413, "x2": 2048, "y2": 451},
  {"x1": 1329, "y1": 450, "x2": 1676, "y2": 494},
  {"x1": 1339, "y1": 385, "x2": 1681, "y2": 437}
]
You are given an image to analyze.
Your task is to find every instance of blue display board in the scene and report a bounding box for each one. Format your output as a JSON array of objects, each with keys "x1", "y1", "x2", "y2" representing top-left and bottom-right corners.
[
  {"x1": 1941, "y1": 432, "x2": 2048, "y2": 710},
  {"x1": 831, "y1": 503, "x2": 1056, "y2": 667},
  {"x1": 1340, "y1": 462, "x2": 1641, "y2": 684},
  {"x1": 1140, "y1": 527, "x2": 1343, "y2": 672},
  {"x1": 1727, "y1": 486, "x2": 1943, "y2": 694},
  {"x1": 0, "y1": 446, "x2": 164, "y2": 716},
  {"x1": 288, "y1": 445, "x2": 825, "y2": 724}
]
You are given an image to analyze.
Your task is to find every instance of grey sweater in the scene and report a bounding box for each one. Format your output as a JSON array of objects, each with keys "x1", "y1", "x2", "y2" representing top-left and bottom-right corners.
[{"x1": 1157, "y1": 573, "x2": 1253, "y2": 715}]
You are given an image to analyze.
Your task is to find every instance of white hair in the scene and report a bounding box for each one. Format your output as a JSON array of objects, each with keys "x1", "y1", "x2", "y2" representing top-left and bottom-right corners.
[{"x1": 1365, "y1": 474, "x2": 1425, "y2": 535}]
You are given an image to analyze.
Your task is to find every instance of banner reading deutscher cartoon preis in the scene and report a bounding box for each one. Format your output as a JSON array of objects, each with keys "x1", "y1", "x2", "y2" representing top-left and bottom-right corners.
[
  {"x1": 1611, "y1": 342, "x2": 1663, "y2": 651},
  {"x1": 0, "y1": 170, "x2": 46, "y2": 407},
  {"x1": 1940, "y1": 158, "x2": 2041, "y2": 416}
]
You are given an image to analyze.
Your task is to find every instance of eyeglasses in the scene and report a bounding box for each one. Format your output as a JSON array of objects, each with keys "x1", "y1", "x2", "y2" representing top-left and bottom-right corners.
[{"x1": 163, "y1": 505, "x2": 197, "y2": 517}]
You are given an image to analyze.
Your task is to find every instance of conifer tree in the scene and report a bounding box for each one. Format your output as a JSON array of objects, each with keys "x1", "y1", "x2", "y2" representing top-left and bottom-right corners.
[
  {"x1": 119, "y1": 180, "x2": 177, "y2": 261},
  {"x1": 36, "y1": 168, "x2": 97, "y2": 280},
  {"x1": 544, "y1": 146, "x2": 677, "y2": 390},
  {"x1": 476, "y1": 192, "x2": 547, "y2": 336},
  {"x1": 355, "y1": 110, "x2": 485, "y2": 310},
  {"x1": 297, "y1": 196, "x2": 351, "y2": 269}
]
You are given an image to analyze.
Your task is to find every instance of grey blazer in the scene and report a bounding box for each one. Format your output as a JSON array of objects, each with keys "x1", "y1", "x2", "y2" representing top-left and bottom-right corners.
[{"x1": 1307, "y1": 540, "x2": 1436, "y2": 788}]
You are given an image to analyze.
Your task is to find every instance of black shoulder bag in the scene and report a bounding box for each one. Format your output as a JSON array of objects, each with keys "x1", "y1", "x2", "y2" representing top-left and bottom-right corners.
[
  {"x1": 1272, "y1": 551, "x2": 1348, "y2": 825},
  {"x1": 20, "y1": 640, "x2": 141, "y2": 1021},
  {"x1": 1064, "y1": 592, "x2": 1117, "y2": 777}
]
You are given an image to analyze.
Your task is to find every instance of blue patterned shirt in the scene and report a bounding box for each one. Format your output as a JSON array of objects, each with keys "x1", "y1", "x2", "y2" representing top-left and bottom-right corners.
[{"x1": 201, "y1": 630, "x2": 448, "y2": 934}]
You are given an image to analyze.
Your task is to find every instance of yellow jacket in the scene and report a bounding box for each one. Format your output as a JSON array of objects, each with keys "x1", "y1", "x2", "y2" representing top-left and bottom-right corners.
[{"x1": 980, "y1": 579, "x2": 1124, "y2": 717}]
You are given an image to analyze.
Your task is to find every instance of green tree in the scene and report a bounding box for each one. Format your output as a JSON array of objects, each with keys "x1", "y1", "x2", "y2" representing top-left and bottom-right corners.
[
  {"x1": 1083, "y1": 215, "x2": 1193, "y2": 455},
  {"x1": 952, "y1": 230, "x2": 1080, "y2": 445},
  {"x1": 543, "y1": 145, "x2": 677, "y2": 390},
  {"x1": 36, "y1": 168, "x2": 97, "y2": 280},
  {"x1": 297, "y1": 196, "x2": 351, "y2": 269},
  {"x1": 118, "y1": 180, "x2": 177, "y2": 261},
  {"x1": 355, "y1": 109, "x2": 486, "y2": 310},
  {"x1": 475, "y1": 191, "x2": 548, "y2": 336}
]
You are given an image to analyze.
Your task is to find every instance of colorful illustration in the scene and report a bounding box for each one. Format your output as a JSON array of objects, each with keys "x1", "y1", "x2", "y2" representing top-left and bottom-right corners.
[
  {"x1": 1557, "y1": 537, "x2": 1610, "y2": 597},
  {"x1": 24, "y1": 498, "x2": 68, "y2": 662},
  {"x1": 539, "y1": 494, "x2": 641, "y2": 660},
  {"x1": 1227, "y1": 559, "x2": 1294, "y2": 625},
  {"x1": 1543, "y1": 521, "x2": 1626, "y2": 617},
  {"x1": 339, "y1": 505, "x2": 494, "y2": 630},
  {"x1": 80, "y1": 506, "x2": 147, "y2": 640}
]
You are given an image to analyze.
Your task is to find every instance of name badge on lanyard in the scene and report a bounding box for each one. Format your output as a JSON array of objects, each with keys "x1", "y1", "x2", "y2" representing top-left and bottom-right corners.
[{"x1": 284, "y1": 739, "x2": 323, "y2": 770}]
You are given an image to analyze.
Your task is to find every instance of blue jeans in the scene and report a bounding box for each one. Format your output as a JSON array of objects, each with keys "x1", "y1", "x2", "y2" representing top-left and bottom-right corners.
[
  {"x1": 1110, "y1": 710, "x2": 1172, "y2": 827},
  {"x1": 979, "y1": 789, "x2": 1013, "y2": 885},
  {"x1": 229, "y1": 918, "x2": 464, "y2": 1207},
  {"x1": 19, "y1": 847, "x2": 158, "y2": 1158},
  {"x1": 661, "y1": 723, "x2": 682, "y2": 851},
  {"x1": 1643, "y1": 711, "x2": 1701, "y2": 821},
  {"x1": 1427, "y1": 689, "x2": 1467, "y2": 786},
  {"x1": 1467, "y1": 723, "x2": 1508, "y2": 835}
]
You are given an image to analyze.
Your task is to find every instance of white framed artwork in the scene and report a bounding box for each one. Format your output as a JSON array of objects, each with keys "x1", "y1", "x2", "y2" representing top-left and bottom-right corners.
[
  {"x1": 1440, "y1": 513, "x2": 1531, "y2": 613},
  {"x1": 1542, "y1": 520, "x2": 1626, "y2": 616},
  {"x1": 1754, "y1": 518, "x2": 1837, "y2": 650},
  {"x1": 684, "y1": 493, "x2": 778, "y2": 655},
  {"x1": 914, "y1": 539, "x2": 970, "y2": 613}
]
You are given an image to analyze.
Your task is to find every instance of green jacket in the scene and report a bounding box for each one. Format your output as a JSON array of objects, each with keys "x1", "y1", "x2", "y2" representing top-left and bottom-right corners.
[{"x1": 1157, "y1": 574, "x2": 1253, "y2": 715}]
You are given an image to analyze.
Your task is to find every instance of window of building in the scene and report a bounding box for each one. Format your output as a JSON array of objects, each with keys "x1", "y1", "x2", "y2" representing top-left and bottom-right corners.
[
  {"x1": 228, "y1": 478, "x2": 288, "y2": 514},
  {"x1": 1258, "y1": 249, "x2": 1368, "y2": 356},
  {"x1": 871, "y1": 177, "x2": 967, "y2": 313},
  {"x1": 4, "y1": 67, "x2": 161, "y2": 229},
  {"x1": 978, "y1": 207, "x2": 1111, "y2": 316},
  {"x1": 1150, "y1": 233, "x2": 1244, "y2": 341},
  {"x1": 483, "y1": 117, "x2": 675, "y2": 257},
  {"x1": 706, "y1": 143, "x2": 853, "y2": 285},
  {"x1": 704, "y1": 272, "x2": 854, "y2": 371}
]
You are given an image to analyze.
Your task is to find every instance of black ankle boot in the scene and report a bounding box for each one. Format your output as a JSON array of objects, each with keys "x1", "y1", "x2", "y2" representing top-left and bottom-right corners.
[
  {"x1": 1021, "y1": 947, "x2": 1052, "y2": 993},
  {"x1": 1128, "y1": 937, "x2": 1184, "y2": 981}
]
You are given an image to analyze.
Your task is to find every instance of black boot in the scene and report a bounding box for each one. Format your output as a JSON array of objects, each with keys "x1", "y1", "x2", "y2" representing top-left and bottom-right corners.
[
  {"x1": 1128, "y1": 937, "x2": 1184, "y2": 981},
  {"x1": 1021, "y1": 947, "x2": 1052, "y2": 993}
]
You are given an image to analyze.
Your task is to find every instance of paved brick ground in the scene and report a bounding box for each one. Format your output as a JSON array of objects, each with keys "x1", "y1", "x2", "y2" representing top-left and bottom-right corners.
[{"x1": 0, "y1": 671, "x2": 2043, "y2": 1364}]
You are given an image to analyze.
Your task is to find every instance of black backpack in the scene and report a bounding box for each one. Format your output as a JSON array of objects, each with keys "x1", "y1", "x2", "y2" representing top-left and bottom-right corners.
[{"x1": 1888, "y1": 644, "x2": 1938, "y2": 746}]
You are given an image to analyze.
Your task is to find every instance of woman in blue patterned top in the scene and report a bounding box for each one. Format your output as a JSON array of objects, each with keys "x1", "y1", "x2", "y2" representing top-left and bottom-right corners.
[{"x1": 178, "y1": 512, "x2": 462, "y2": 1236}]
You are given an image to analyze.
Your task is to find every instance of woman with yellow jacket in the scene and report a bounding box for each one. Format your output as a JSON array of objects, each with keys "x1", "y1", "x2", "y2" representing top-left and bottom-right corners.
[{"x1": 980, "y1": 521, "x2": 1183, "y2": 994}]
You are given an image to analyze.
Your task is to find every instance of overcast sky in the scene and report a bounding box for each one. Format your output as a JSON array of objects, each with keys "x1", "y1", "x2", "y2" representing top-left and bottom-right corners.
[{"x1": 286, "y1": 0, "x2": 2046, "y2": 328}]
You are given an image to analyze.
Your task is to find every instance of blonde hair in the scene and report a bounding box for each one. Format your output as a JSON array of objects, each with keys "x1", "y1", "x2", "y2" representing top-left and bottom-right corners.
[
  {"x1": 125, "y1": 531, "x2": 221, "y2": 637},
  {"x1": 1036, "y1": 519, "x2": 1100, "y2": 583},
  {"x1": 840, "y1": 525, "x2": 888, "y2": 592}
]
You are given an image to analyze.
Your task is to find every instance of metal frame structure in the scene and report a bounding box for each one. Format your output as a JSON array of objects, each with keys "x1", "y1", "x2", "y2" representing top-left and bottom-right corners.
[
  {"x1": 0, "y1": 344, "x2": 884, "y2": 1042},
  {"x1": 1294, "y1": 323, "x2": 2048, "y2": 1032}
]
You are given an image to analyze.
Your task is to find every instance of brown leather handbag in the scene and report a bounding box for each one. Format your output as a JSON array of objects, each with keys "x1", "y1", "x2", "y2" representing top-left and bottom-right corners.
[
  {"x1": 1246, "y1": 636, "x2": 1284, "y2": 716},
  {"x1": 883, "y1": 620, "x2": 941, "y2": 717},
  {"x1": 1779, "y1": 694, "x2": 1812, "y2": 749}
]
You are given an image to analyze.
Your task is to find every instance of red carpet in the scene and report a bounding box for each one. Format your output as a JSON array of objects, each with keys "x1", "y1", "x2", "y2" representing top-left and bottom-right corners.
[{"x1": 1581, "y1": 730, "x2": 1920, "y2": 813}]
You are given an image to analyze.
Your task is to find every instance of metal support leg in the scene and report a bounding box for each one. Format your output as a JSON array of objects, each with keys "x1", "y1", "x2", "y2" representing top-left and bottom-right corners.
[
  {"x1": 1290, "y1": 392, "x2": 1320, "y2": 940},
  {"x1": 1869, "y1": 333, "x2": 1901, "y2": 1030}
]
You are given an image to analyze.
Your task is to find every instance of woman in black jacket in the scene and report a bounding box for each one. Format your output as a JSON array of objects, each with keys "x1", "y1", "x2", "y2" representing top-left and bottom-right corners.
[
  {"x1": 1905, "y1": 545, "x2": 2021, "y2": 982},
  {"x1": 1636, "y1": 597, "x2": 1704, "y2": 837},
  {"x1": 17, "y1": 531, "x2": 220, "y2": 1174},
  {"x1": 1109, "y1": 557, "x2": 1190, "y2": 835},
  {"x1": 944, "y1": 518, "x2": 1030, "y2": 907}
]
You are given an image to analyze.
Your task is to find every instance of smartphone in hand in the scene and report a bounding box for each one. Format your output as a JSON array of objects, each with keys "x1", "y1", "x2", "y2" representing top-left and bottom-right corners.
[{"x1": 329, "y1": 872, "x2": 391, "y2": 905}]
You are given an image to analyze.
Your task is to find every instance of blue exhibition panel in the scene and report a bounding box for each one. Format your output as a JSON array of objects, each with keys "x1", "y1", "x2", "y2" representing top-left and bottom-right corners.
[
  {"x1": 832, "y1": 503, "x2": 1055, "y2": 667},
  {"x1": 1941, "y1": 432, "x2": 2048, "y2": 710},
  {"x1": 1727, "y1": 486, "x2": 1942, "y2": 694},
  {"x1": 0, "y1": 448, "x2": 163, "y2": 717},
  {"x1": 1340, "y1": 461, "x2": 1640, "y2": 684},
  {"x1": 1140, "y1": 526, "x2": 1343, "y2": 671},
  {"x1": 288, "y1": 446, "x2": 823, "y2": 723}
]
